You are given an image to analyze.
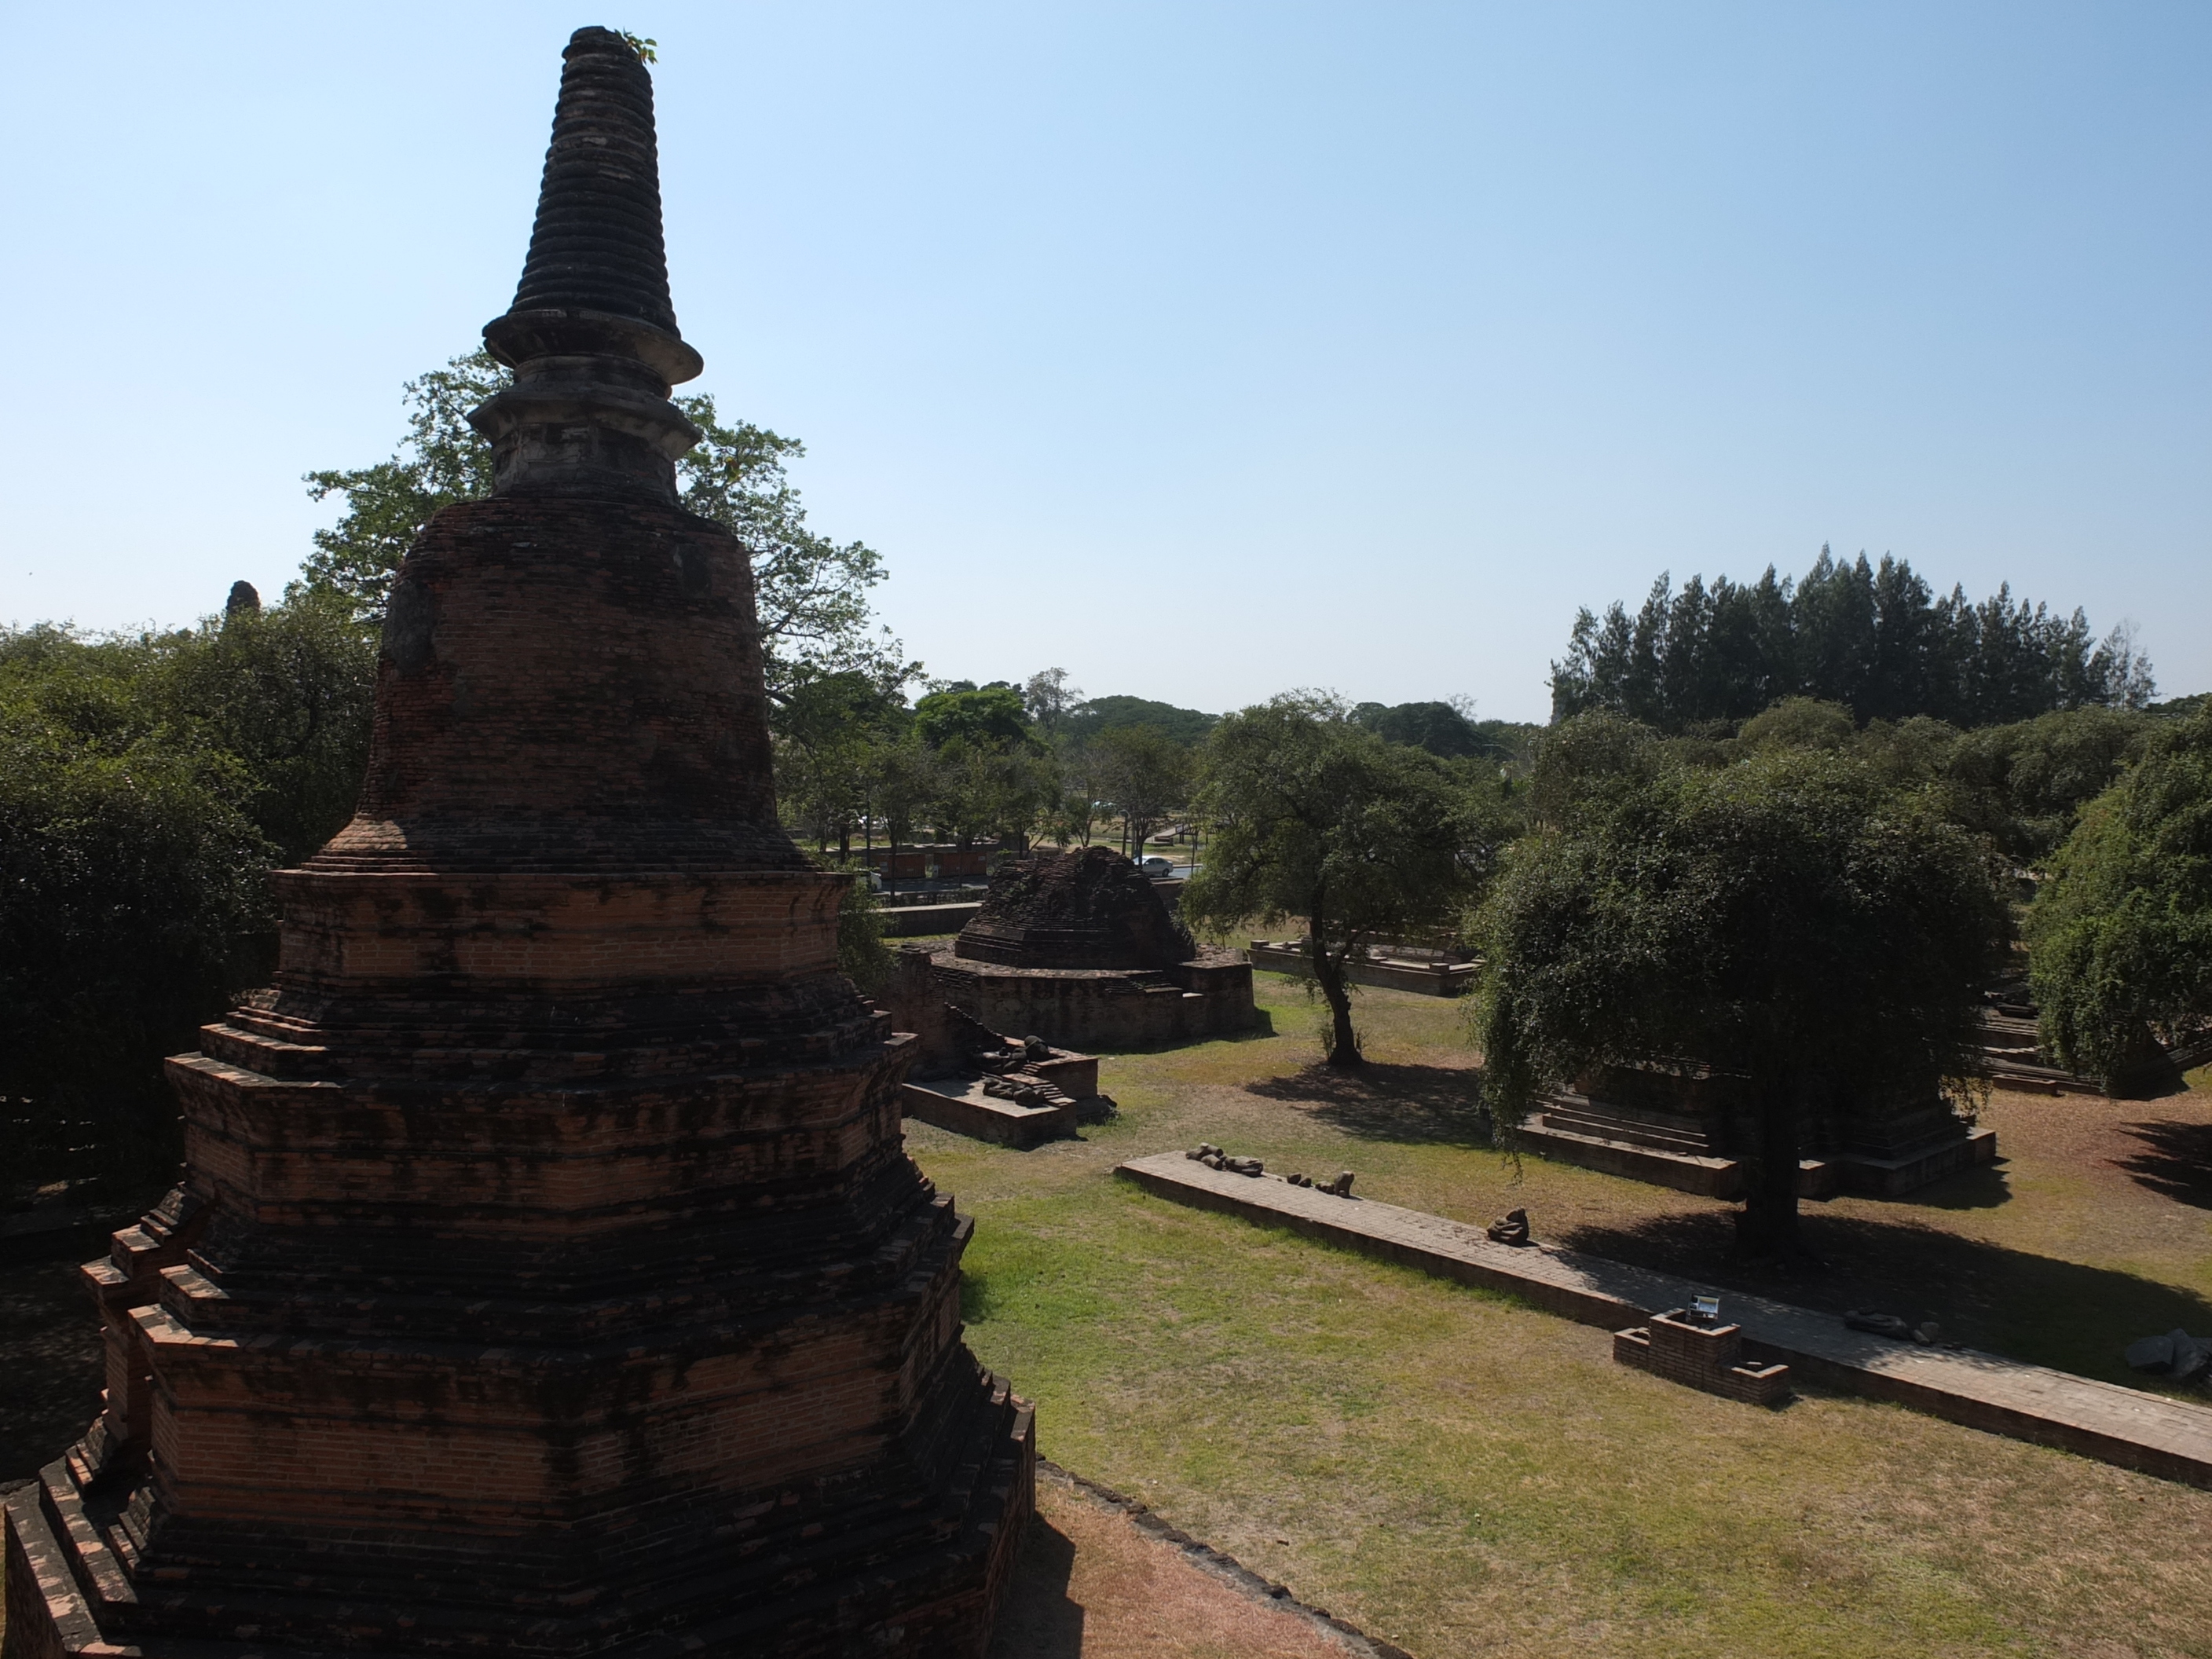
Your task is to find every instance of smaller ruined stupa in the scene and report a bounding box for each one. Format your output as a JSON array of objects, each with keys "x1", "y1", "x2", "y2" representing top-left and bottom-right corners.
[{"x1": 923, "y1": 846, "x2": 1256, "y2": 1049}]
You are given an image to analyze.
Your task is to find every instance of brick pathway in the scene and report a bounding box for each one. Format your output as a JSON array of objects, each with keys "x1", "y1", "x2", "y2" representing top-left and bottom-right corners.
[{"x1": 1119, "y1": 1151, "x2": 2212, "y2": 1491}]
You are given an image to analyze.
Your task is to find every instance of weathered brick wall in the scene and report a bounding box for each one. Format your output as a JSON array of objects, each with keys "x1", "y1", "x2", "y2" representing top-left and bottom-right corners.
[
  {"x1": 925, "y1": 943, "x2": 1256, "y2": 1050},
  {"x1": 8, "y1": 485, "x2": 1032, "y2": 1659}
]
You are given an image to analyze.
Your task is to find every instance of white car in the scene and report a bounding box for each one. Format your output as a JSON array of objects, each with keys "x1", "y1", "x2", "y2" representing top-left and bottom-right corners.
[{"x1": 1137, "y1": 855, "x2": 1176, "y2": 878}]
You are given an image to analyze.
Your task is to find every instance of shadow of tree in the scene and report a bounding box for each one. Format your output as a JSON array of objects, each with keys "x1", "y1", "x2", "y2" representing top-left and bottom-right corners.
[
  {"x1": 1882, "y1": 1159, "x2": 2013, "y2": 1211},
  {"x1": 2111, "y1": 1119, "x2": 2212, "y2": 1210},
  {"x1": 1559, "y1": 1205, "x2": 2212, "y2": 1389},
  {"x1": 1243, "y1": 1062, "x2": 1490, "y2": 1146}
]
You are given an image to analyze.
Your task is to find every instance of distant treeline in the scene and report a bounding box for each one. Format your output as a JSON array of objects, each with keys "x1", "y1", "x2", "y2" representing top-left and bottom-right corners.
[
  {"x1": 1551, "y1": 548, "x2": 2155, "y2": 732},
  {"x1": 1351, "y1": 701, "x2": 1540, "y2": 767}
]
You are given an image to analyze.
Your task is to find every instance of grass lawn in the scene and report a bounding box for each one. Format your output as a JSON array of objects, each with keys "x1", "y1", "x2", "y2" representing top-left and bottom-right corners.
[{"x1": 910, "y1": 973, "x2": 2212, "y2": 1657}]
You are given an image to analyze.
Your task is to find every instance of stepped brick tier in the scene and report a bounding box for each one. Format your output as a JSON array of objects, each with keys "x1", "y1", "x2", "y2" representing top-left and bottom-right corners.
[
  {"x1": 1972, "y1": 975, "x2": 2212, "y2": 1098},
  {"x1": 880, "y1": 950, "x2": 1105, "y2": 1148},
  {"x1": 2, "y1": 28, "x2": 1029, "y2": 1659},
  {"x1": 1517, "y1": 1060, "x2": 1995, "y2": 1201},
  {"x1": 922, "y1": 848, "x2": 1257, "y2": 1050}
]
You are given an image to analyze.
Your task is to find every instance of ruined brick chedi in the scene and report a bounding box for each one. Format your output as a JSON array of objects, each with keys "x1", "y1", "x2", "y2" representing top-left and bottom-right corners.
[{"x1": 3, "y1": 28, "x2": 1031, "y2": 1659}]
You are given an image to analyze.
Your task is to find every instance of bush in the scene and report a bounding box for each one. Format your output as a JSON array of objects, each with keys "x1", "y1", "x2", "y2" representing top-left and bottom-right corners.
[
  {"x1": 2027, "y1": 707, "x2": 2212, "y2": 1086},
  {"x1": 0, "y1": 600, "x2": 376, "y2": 1205}
]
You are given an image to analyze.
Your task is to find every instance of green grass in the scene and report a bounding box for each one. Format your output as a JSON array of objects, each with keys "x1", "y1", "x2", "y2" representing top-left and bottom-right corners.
[{"x1": 906, "y1": 977, "x2": 2212, "y2": 1657}]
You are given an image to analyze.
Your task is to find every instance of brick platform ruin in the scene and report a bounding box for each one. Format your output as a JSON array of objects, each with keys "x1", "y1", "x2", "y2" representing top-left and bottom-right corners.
[
  {"x1": 880, "y1": 949, "x2": 1107, "y2": 1148},
  {"x1": 1613, "y1": 1309, "x2": 1793, "y2": 1407},
  {"x1": 924, "y1": 847, "x2": 1257, "y2": 1050},
  {"x1": 1518, "y1": 1059, "x2": 1995, "y2": 1200},
  {"x1": 2, "y1": 30, "x2": 1029, "y2": 1659}
]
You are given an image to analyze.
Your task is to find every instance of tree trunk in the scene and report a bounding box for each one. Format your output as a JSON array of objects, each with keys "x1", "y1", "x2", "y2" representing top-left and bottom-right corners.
[
  {"x1": 1734, "y1": 1071, "x2": 1801, "y2": 1259},
  {"x1": 1307, "y1": 922, "x2": 1361, "y2": 1069}
]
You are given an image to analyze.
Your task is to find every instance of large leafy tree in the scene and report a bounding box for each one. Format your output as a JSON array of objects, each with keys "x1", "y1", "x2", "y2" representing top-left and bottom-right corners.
[
  {"x1": 1093, "y1": 724, "x2": 1189, "y2": 855},
  {"x1": 2, "y1": 624, "x2": 282, "y2": 1197},
  {"x1": 775, "y1": 665, "x2": 913, "y2": 857},
  {"x1": 2027, "y1": 706, "x2": 2212, "y2": 1086},
  {"x1": 913, "y1": 684, "x2": 1033, "y2": 752},
  {"x1": 155, "y1": 594, "x2": 380, "y2": 862},
  {"x1": 1477, "y1": 723, "x2": 2007, "y2": 1258},
  {"x1": 299, "y1": 351, "x2": 906, "y2": 699},
  {"x1": 1181, "y1": 695, "x2": 1503, "y2": 1068}
]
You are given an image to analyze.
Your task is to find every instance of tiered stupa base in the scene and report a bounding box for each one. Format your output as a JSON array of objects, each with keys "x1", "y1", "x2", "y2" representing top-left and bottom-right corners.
[{"x1": 2, "y1": 489, "x2": 1033, "y2": 1659}]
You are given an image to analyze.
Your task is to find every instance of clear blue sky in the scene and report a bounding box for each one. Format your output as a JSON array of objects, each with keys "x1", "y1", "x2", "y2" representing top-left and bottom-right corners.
[{"x1": 4, "y1": 2, "x2": 2205, "y2": 721}]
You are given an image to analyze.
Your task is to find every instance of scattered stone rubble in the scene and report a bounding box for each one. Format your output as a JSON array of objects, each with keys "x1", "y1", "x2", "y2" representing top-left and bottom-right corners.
[
  {"x1": 1485, "y1": 1207, "x2": 1532, "y2": 1246},
  {"x1": 1185, "y1": 1148, "x2": 1354, "y2": 1196},
  {"x1": 881, "y1": 947, "x2": 1110, "y2": 1146},
  {"x1": 2126, "y1": 1329, "x2": 2211, "y2": 1385}
]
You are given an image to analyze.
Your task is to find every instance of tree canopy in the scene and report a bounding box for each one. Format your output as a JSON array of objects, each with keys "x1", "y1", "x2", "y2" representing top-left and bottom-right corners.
[
  {"x1": 1182, "y1": 695, "x2": 1509, "y2": 1067},
  {"x1": 1061, "y1": 694, "x2": 1218, "y2": 749},
  {"x1": 1, "y1": 595, "x2": 378, "y2": 1199},
  {"x1": 1477, "y1": 725, "x2": 2008, "y2": 1255},
  {"x1": 2027, "y1": 706, "x2": 2212, "y2": 1087},
  {"x1": 914, "y1": 684, "x2": 1035, "y2": 752},
  {"x1": 1551, "y1": 548, "x2": 2155, "y2": 732},
  {"x1": 1092, "y1": 725, "x2": 1191, "y2": 854}
]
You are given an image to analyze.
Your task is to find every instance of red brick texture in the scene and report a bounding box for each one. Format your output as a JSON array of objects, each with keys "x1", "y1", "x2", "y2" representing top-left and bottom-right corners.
[
  {"x1": 3, "y1": 492, "x2": 1031, "y2": 1659},
  {"x1": 924, "y1": 943, "x2": 1258, "y2": 1052}
]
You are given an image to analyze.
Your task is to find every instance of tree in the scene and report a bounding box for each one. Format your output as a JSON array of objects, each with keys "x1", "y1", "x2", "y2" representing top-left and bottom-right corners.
[
  {"x1": 775, "y1": 666, "x2": 911, "y2": 857},
  {"x1": 927, "y1": 738, "x2": 1055, "y2": 848},
  {"x1": 1477, "y1": 731, "x2": 2008, "y2": 1258},
  {"x1": 2027, "y1": 707, "x2": 2212, "y2": 1087},
  {"x1": 1352, "y1": 699, "x2": 1488, "y2": 760},
  {"x1": 0, "y1": 626, "x2": 283, "y2": 1199},
  {"x1": 1943, "y1": 706, "x2": 2151, "y2": 866},
  {"x1": 1093, "y1": 724, "x2": 1189, "y2": 855},
  {"x1": 1022, "y1": 667, "x2": 1082, "y2": 738},
  {"x1": 1550, "y1": 550, "x2": 2155, "y2": 731},
  {"x1": 298, "y1": 351, "x2": 906, "y2": 698},
  {"x1": 1038, "y1": 738, "x2": 1103, "y2": 848},
  {"x1": 913, "y1": 684, "x2": 1033, "y2": 752},
  {"x1": 1182, "y1": 695, "x2": 1501, "y2": 1067},
  {"x1": 1061, "y1": 694, "x2": 1218, "y2": 749},
  {"x1": 156, "y1": 593, "x2": 380, "y2": 862}
]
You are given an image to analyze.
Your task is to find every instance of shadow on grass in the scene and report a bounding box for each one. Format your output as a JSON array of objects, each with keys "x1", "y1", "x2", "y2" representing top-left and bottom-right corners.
[
  {"x1": 1881, "y1": 1159, "x2": 2014, "y2": 1211},
  {"x1": 987, "y1": 1511, "x2": 1083, "y2": 1657},
  {"x1": 1083, "y1": 1009, "x2": 1280, "y2": 1060},
  {"x1": 1244, "y1": 1062, "x2": 1491, "y2": 1146},
  {"x1": 1558, "y1": 1204, "x2": 2212, "y2": 1386},
  {"x1": 2111, "y1": 1119, "x2": 2212, "y2": 1210}
]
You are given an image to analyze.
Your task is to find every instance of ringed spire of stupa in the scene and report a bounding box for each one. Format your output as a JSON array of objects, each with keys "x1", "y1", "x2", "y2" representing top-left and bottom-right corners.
[{"x1": 471, "y1": 25, "x2": 703, "y2": 501}]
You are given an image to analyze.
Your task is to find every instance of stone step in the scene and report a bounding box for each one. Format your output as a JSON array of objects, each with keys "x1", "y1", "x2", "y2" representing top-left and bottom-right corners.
[
  {"x1": 1536, "y1": 1105, "x2": 1717, "y2": 1155},
  {"x1": 1516, "y1": 1120, "x2": 1745, "y2": 1199}
]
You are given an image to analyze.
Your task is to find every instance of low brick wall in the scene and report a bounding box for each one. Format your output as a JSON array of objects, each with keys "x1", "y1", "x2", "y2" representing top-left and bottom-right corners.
[
  {"x1": 925, "y1": 946, "x2": 1258, "y2": 1051},
  {"x1": 881, "y1": 902, "x2": 982, "y2": 938}
]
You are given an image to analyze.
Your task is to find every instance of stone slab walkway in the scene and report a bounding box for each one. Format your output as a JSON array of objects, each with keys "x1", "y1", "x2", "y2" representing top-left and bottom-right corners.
[{"x1": 1118, "y1": 1151, "x2": 2212, "y2": 1492}]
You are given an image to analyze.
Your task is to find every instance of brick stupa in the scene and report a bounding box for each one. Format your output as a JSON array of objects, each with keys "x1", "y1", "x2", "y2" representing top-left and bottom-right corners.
[
  {"x1": 923, "y1": 848, "x2": 1257, "y2": 1049},
  {"x1": 3, "y1": 28, "x2": 1031, "y2": 1659}
]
